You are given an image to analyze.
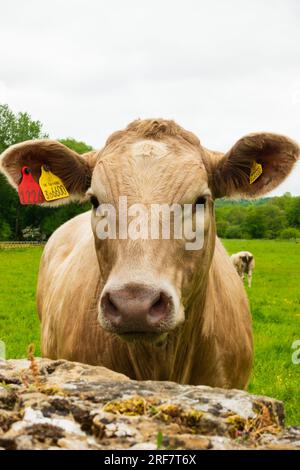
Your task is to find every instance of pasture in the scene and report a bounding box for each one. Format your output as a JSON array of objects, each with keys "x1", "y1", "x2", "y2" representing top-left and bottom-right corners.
[{"x1": 0, "y1": 240, "x2": 299, "y2": 425}]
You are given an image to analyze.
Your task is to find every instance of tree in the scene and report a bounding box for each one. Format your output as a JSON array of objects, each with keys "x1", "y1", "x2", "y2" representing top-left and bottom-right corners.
[
  {"x1": 288, "y1": 197, "x2": 300, "y2": 228},
  {"x1": 224, "y1": 225, "x2": 244, "y2": 239},
  {"x1": 216, "y1": 220, "x2": 229, "y2": 238},
  {"x1": 0, "y1": 220, "x2": 11, "y2": 240},
  {"x1": 280, "y1": 227, "x2": 300, "y2": 240},
  {"x1": 59, "y1": 138, "x2": 93, "y2": 155},
  {"x1": 259, "y1": 204, "x2": 287, "y2": 239},
  {"x1": 0, "y1": 104, "x2": 48, "y2": 153}
]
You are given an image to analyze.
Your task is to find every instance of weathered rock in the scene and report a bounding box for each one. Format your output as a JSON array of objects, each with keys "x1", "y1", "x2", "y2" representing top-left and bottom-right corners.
[{"x1": 0, "y1": 358, "x2": 299, "y2": 450}]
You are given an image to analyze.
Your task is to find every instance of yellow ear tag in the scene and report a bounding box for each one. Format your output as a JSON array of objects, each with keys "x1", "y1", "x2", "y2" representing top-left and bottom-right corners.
[
  {"x1": 250, "y1": 160, "x2": 263, "y2": 184},
  {"x1": 39, "y1": 166, "x2": 69, "y2": 201}
]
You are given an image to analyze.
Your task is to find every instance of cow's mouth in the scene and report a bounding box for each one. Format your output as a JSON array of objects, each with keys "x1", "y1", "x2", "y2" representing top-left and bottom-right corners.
[{"x1": 118, "y1": 331, "x2": 168, "y2": 346}]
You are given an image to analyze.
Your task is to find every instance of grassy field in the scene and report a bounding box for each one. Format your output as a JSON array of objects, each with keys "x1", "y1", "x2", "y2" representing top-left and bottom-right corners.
[
  {"x1": 223, "y1": 240, "x2": 300, "y2": 426},
  {"x1": 0, "y1": 240, "x2": 299, "y2": 425},
  {"x1": 0, "y1": 247, "x2": 43, "y2": 358}
]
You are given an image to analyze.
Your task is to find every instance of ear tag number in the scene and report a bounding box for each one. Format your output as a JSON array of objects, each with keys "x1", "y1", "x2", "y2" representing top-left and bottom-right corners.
[
  {"x1": 18, "y1": 166, "x2": 45, "y2": 205},
  {"x1": 39, "y1": 166, "x2": 69, "y2": 201},
  {"x1": 250, "y1": 160, "x2": 263, "y2": 184}
]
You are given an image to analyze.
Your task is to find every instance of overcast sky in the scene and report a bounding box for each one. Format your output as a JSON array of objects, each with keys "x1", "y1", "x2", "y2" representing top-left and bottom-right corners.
[{"x1": 0, "y1": 0, "x2": 299, "y2": 195}]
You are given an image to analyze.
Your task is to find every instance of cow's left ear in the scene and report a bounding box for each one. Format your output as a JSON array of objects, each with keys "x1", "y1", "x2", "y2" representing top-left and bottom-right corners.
[
  {"x1": 0, "y1": 139, "x2": 98, "y2": 204},
  {"x1": 211, "y1": 133, "x2": 299, "y2": 198}
]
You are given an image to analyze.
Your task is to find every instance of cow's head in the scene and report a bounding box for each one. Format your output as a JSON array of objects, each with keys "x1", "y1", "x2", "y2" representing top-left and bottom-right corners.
[
  {"x1": 1, "y1": 119, "x2": 298, "y2": 343},
  {"x1": 241, "y1": 253, "x2": 253, "y2": 266}
]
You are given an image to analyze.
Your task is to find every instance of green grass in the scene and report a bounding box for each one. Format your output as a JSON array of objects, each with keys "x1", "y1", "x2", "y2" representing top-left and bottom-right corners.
[
  {"x1": 0, "y1": 248, "x2": 42, "y2": 358},
  {"x1": 223, "y1": 239, "x2": 300, "y2": 425},
  {"x1": 0, "y1": 241, "x2": 299, "y2": 425}
]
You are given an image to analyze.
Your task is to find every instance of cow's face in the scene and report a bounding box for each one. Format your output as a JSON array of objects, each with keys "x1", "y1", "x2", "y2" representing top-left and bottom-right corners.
[
  {"x1": 1, "y1": 119, "x2": 298, "y2": 344},
  {"x1": 241, "y1": 254, "x2": 253, "y2": 266},
  {"x1": 89, "y1": 135, "x2": 215, "y2": 342}
]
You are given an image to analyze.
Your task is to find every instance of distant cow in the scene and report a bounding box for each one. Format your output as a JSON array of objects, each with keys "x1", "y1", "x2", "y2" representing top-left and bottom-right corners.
[
  {"x1": 231, "y1": 252, "x2": 255, "y2": 287},
  {"x1": 1, "y1": 119, "x2": 299, "y2": 389}
]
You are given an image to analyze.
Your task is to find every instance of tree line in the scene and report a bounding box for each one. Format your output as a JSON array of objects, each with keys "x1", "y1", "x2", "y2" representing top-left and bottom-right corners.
[
  {"x1": 0, "y1": 103, "x2": 299, "y2": 241},
  {"x1": 215, "y1": 195, "x2": 300, "y2": 239}
]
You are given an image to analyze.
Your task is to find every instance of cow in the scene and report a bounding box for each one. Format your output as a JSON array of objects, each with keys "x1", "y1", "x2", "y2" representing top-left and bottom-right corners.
[
  {"x1": 1, "y1": 119, "x2": 298, "y2": 389},
  {"x1": 231, "y1": 251, "x2": 255, "y2": 287}
]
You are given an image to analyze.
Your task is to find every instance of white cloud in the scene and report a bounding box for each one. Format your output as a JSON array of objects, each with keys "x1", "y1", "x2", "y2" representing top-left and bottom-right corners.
[{"x1": 0, "y1": 0, "x2": 299, "y2": 194}]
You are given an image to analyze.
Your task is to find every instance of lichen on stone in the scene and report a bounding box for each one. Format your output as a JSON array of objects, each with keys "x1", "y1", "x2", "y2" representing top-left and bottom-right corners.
[{"x1": 0, "y1": 358, "x2": 298, "y2": 450}]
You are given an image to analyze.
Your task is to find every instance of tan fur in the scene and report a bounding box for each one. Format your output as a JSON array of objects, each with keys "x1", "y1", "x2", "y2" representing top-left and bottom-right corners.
[{"x1": 1, "y1": 118, "x2": 298, "y2": 389}]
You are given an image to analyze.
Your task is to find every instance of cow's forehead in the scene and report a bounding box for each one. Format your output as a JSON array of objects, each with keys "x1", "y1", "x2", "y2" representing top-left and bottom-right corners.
[
  {"x1": 131, "y1": 140, "x2": 168, "y2": 159},
  {"x1": 91, "y1": 139, "x2": 208, "y2": 203},
  {"x1": 98, "y1": 138, "x2": 204, "y2": 163}
]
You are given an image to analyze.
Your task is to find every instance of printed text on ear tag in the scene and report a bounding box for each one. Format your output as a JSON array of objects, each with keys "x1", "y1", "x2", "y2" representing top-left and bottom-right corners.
[
  {"x1": 39, "y1": 166, "x2": 69, "y2": 201},
  {"x1": 18, "y1": 166, "x2": 45, "y2": 205},
  {"x1": 250, "y1": 160, "x2": 263, "y2": 184}
]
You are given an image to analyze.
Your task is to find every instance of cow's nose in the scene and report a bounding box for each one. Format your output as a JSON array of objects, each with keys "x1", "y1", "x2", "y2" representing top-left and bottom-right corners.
[{"x1": 100, "y1": 284, "x2": 173, "y2": 332}]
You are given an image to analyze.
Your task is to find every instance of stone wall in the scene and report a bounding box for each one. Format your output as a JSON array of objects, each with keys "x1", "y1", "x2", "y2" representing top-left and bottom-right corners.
[{"x1": 0, "y1": 358, "x2": 299, "y2": 450}]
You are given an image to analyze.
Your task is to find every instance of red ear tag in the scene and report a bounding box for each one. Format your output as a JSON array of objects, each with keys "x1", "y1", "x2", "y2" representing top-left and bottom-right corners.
[{"x1": 18, "y1": 166, "x2": 45, "y2": 205}]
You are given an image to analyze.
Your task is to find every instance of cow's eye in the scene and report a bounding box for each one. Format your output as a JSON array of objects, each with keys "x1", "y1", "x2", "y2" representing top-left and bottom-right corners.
[{"x1": 90, "y1": 195, "x2": 100, "y2": 209}]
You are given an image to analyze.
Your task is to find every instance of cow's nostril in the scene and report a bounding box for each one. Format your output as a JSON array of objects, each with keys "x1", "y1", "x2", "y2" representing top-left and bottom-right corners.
[
  {"x1": 106, "y1": 293, "x2": 118, "y2": 315},
  {"x1": 153, "y1": 295, "x2": 164, "y2": 310},
  {"x1": 148, "y1": 292, "x2": 171, "y2": 323},
  {"x1": 101, "y1": 293, "x2": 122, "y2": 325}
]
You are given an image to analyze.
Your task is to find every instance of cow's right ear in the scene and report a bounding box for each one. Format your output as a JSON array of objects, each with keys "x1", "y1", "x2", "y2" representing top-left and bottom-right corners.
[{"x1": 0, "y1": 139, "x2": 97, "y2": 205}]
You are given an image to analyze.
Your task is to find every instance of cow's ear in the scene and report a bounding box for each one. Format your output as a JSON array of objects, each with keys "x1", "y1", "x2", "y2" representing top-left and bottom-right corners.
[
  {"x1": 0, "y1": 139, "x2": 97, "y2": 204},
  {"x1": 211, "y1": 133, "x2": 299, "y2": 198}
]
